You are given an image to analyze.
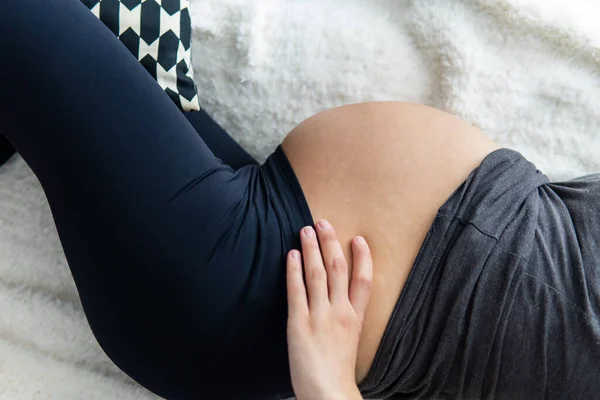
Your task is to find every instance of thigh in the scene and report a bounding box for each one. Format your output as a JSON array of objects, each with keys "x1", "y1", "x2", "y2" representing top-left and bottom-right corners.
[
  {"x1": 281, "y1": 101, "x2": 501, "y2": 382},
  {"x1": 0, "y1": 0, "x2": 234, "y2": 311},
  {"x1": 0, "y1": 2, "x2": 289, "y2": 398}
]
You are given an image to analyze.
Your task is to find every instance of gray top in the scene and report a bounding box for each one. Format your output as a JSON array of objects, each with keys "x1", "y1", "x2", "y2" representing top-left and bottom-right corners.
[{"x1": 359, "y1": 149, "x2": 600, "y2": 399}]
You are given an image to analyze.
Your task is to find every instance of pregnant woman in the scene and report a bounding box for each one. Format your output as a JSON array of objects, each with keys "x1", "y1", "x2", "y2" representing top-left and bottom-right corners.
[{"x1": 2, "y1": 1, "x2": 599, "y2": 399}]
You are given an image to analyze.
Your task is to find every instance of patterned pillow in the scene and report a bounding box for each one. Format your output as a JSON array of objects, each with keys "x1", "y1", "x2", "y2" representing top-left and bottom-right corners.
[{"x1": 82, "y1": 0, "x2": 200, "y2": 112}]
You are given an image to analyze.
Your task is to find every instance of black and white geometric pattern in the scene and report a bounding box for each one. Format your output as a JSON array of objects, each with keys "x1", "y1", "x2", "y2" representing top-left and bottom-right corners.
[{"x1": 82, "y1": 0, "x2": 200, "y2": 112}]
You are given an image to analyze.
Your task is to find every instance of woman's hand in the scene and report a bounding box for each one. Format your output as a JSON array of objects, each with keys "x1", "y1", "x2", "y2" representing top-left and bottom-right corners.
[{"x1": 286, "y1": 219, "x2": 372, "y2": 400}]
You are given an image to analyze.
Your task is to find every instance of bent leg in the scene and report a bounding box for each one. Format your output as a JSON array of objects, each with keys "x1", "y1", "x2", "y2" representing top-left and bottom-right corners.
[
  {"x1": 0, "y1": 1, "x2": 291, "y2": 399},
  {"x1": 0, "y1": 105, "x2": 256, "y2": 173},
  {"x1": 0, "y1": 0, "x2": 222, "y2": 194}
]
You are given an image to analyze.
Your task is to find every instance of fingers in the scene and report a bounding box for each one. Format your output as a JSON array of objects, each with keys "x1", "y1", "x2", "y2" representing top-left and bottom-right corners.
[
  {"x1": 300, "y1": 226, "x2": 329, "y2": 309},
  {"x1": 349, "y1": 236, "x2": 373, "y2": 319},
  {"x1": 286, "y1": 249, "x2": 308, "y2": 318},
  {"x1": 315, "y1": 219, "x2": 349, "y2": 305},
  {"x1": 298, "y1": 222, "x2": 373, "y2": 318}
]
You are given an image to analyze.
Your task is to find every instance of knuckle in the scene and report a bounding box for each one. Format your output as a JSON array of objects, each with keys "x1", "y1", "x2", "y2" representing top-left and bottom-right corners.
[
  {"x1": 310, "y1": 308, "x2": 330, "y2": 324},
  {"x1": 329, "y1": 256, "x2": 348, "y2": 274},
  {"x1": 336, "y1": 309, "x2": 357, "y2": 329},
  {"x1": 309, "y1": 266, "x2": 327, "y2": 281},
  {"x1": 315, "y1": 305, "x2": 331, "y2": 318},
  {"x1": 355, "y1": 275, "x2": 373, "y2": 291}
]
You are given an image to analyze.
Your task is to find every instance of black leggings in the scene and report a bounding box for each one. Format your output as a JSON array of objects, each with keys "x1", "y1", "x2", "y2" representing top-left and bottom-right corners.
[
  {"x1": 0, "y1": 1, "x2": 313, "y2": 399},
  {"x1": 0, "y1": 94, "x2": 258, "y2": 171}
]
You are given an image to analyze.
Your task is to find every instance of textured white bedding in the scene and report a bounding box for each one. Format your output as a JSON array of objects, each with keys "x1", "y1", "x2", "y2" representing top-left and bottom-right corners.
[{"x1": 1, "y1": 0, "x2": 599, "y2": 398}]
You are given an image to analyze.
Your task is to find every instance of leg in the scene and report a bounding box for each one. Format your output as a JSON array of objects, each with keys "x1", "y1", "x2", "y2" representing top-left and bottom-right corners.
[
  {"x1": 0, "y1": 84, "x2": 256, "y2": 174},
  {"x1": 0, "y1": 1, "x2": 296, "y2": 398},
  {"x1": 184, "y1": 109, "x2": 258, "y2": 170}
]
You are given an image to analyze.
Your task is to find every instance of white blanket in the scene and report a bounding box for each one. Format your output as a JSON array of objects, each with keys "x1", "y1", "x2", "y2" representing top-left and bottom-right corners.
[{"x1": 1, "y1": 0, "x2": 599, "y2": 398}]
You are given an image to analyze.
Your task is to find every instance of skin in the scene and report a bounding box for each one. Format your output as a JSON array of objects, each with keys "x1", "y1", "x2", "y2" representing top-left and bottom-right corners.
[
  {"x1": 286, "y1": 219, "x2": 371, "y2": 400},
  {"x1": 282, "y1": 101, "x2": 501, "y2": 382}
]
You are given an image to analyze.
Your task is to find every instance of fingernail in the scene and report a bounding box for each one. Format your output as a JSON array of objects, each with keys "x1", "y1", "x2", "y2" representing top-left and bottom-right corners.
[
  {"x1": 291, "y1": 250, "x2": 300, "y2": 260},
  {"x1": 303, "y1": 226, "x2": 315, "y2": 238},
  {"x1": 355, "y1": 236, "x2": 366, "y2": 245},
  {"x1": 317, "y1": 219, "x2": 331, "y2": 230}
]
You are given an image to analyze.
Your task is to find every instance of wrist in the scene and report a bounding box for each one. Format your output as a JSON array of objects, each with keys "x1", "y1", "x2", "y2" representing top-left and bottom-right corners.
[
  {"x1": 312, "y1": 383, "x2": 362, "y2": 400},
  {"x1": 342, "y1": 385, "x2": 362, "y2": 400},
  {"x1": 343, "y1": 384, "x2": 363, "y2": 400}
]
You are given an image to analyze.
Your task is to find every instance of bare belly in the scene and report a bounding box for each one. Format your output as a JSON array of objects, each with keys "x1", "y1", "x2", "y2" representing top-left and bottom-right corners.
[{"x1": 281, "y1": 102, "x2": 500, "y2": 382}]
